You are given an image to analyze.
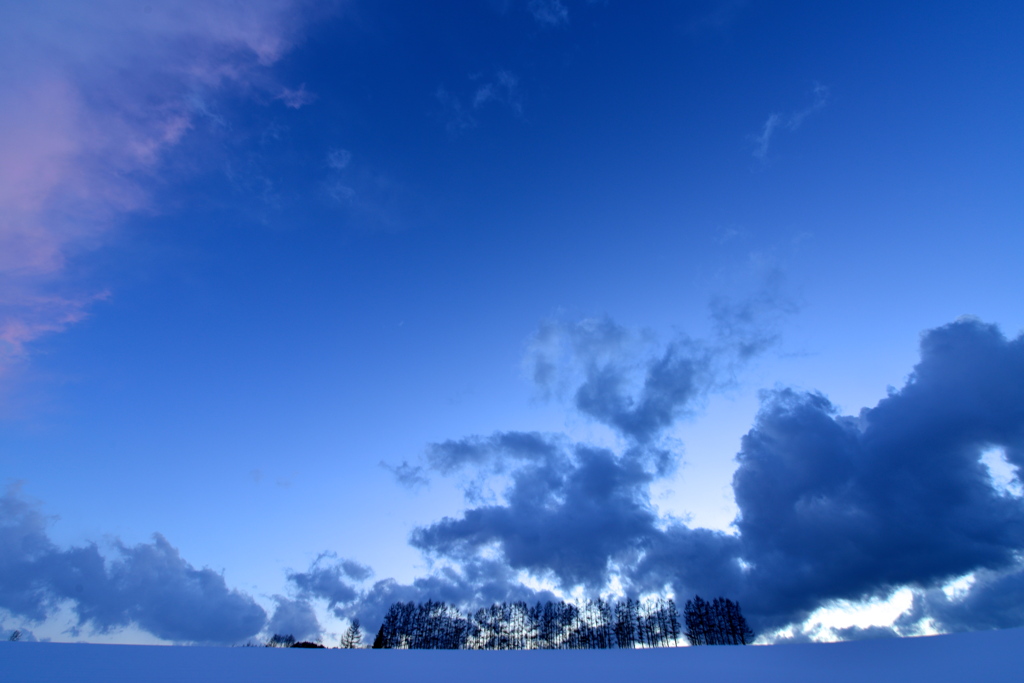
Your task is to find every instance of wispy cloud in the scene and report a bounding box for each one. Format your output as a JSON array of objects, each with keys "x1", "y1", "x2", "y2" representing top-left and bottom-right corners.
[
  {"x1": 752, "y1": 83, "x2": 829, "y2": 161},
  {"x1": 275, "y1": 83, "x2": 317, "y2": 109},
  {"x1": 528, "y1": 0, "x2": 570, "y2": 27},
  {"x1": 0, "y1": 0, "x2": 327, "y2": 377},
  {"x1": 436, "y1": 70, "x2": 523, "y2": 136}
]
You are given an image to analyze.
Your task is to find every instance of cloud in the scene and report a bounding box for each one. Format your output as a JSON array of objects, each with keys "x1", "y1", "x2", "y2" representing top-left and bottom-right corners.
[
  {"x1": 708, "y1": 267, "x2": 798, "y2": 360},
  {"x1": 524, "y1": 290, "x2": 794, "y2": 447},
  {"x1": 284, "y1": 548, "x2": 559, "y2": 631},
  {"x1": 412, "y1": 443, "x2": 659, "y2": 589},
  {"x1": 427, "y1": 431, "x2": 567, "y2": 476},
  {"x1": 472, "y1": 71, "x2": 523, "y2": 115},
  {"x1": 326, "y1": 148, "x2": 353, "y2": 171},
  {"x1": 633, "y1": 318, "x2": 1024, "y2": 630},
  {"x1": 287, "y1": 552, "x2": 369, "y2": 614},
  {"x1": 379, "y1": 318, "x2": 1024, "y2": 638},
  {"x1": 0, "y1": 485, "x2": 267, "y2": 644},
  {"x1": 573, "y1": 341, "x2": 712, "y2": 445},
  {"x1": 381, "y1": 461, "x2": 430, "y2": 489},
  {"x1": 436, "y1": 71, "x2": 523, "y2": 136},
  {"x1": 275, "y1": 83, "x2": 317, "y2": 109},
  {"x1": 0, "y1": 0, "x2": 327, "y2": 375},
  {"x1": 335, "y1": 560, "x2": 560, "y2": 631},
  {"x1": 266, "y1": 596, "x2": 322, "y2": 642},
  {"x1": 903, "y1": 565, "x2": 1024, "y2": 633},
  {"x1": 523, "y1": 317, "x2": 713, "y2": 445},
  {"x1": 528, "y1": 0, "x2": 570, "y2": 26},
  {"x1": 753, "y1": 83, "x2": 829, "y2": 160}
]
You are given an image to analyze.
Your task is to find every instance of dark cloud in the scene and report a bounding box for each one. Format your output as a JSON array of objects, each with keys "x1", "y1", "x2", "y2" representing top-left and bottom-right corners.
[
  {"x1": 393, "y1": 318, "x2": 1024, "y2": 636},
  {"x1": 528, "y1": 316, "x2": 714, "y2": 446},
  {"x1": 525, "y1": 295, "x2": 795, "y2": 448},
  {"x1": 721, "y1": 319, "x2": 1024, "y2": 627},
  {"x1": 380, "y1": 460, "x2": 429, "y2": 488},
  {"x1": 0, "y1": 485, "x2": 266, "y2": 644},
  {"x1": 267, "y1": 596, "x2": 321, "y2": 642},
  {"x1": 832, "y1": 624, "x2": 900, "y2": 641},
  {"x1": 344, "y1": 559, "x2": 559, "y2": 630},
  {"x1": 903, "y1": 565, "x2": 1024, "y2": 633},
  {"x1": 426, "y1": 431, "x2": 566, "y2": 475},
  {"x1": 287, "y1": 554, "x2": 558, "y2": 630},
  {"x1": 574, "y1": 342, "x2": 711, "y2": 445},
  {"x1": 287, "y1": 552, "x2": 367, "y2": 611},
  {"x1": 412, "y1": 441, "x2": 659, "y2": 589},
  {"x1": 525, "y1": 316, "x2": 632, "y2": 400}
]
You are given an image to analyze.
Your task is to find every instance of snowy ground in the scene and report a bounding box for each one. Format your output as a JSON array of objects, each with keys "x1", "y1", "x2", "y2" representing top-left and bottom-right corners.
[{"x1": 2, "y1": 628, "x2": 1022, "y2": 683}]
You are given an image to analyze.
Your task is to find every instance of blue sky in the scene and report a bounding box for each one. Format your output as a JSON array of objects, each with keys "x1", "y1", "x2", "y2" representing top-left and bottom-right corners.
[{"x1": 1, "y1": 0, "x2": 1023, "y2": 645}]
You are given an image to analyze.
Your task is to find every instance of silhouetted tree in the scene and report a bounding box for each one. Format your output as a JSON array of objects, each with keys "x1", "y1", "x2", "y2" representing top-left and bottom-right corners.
[
  {"x1": 267, "y1": 633, "x2": 296, "y2": 647},
  {"x1": 369, "y1": 596, "x2": 689, "y2": 650},
  {"x1": 340, "y1": 619, "x2": 363, "y2": 648},
  {"x1": 667, "y1": 598, "x2": 681, "y2": 646},
  {"x1": 371, "y1": 623, "x2": 387, "y2": 649},
  {"x1": 684, "y1": 595, "x2": 754, "y2": 645}
]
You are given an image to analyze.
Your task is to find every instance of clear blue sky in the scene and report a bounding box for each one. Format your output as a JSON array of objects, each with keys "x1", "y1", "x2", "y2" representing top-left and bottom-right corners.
[{"x1": 1, "y1": 0, "x2": 1023, "y2": 645}]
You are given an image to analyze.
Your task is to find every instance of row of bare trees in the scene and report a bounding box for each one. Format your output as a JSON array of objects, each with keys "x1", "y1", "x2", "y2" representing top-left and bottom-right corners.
[
  {"x1": 371, "y1": 596, "x2": 752, "y2": 649},
  {"x1": 683, "y1": 596, "x2": 754, "y2": 645}
]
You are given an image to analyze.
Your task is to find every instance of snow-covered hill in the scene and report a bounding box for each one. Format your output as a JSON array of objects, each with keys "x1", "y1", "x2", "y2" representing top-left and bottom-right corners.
[{"x1": 2, "y1": 628, "x2": 1021, "y2": 683}]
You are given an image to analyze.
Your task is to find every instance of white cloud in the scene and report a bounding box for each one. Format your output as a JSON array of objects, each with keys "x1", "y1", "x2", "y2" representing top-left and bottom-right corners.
[{"x1": 752, "y1": 83, "x2": 829, "y2": 161}]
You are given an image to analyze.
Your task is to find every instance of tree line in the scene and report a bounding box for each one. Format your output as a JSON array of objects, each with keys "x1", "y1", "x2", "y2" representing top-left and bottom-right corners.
[{"x1": 370, "y1": 595, "x2": 752, "y2": 649}]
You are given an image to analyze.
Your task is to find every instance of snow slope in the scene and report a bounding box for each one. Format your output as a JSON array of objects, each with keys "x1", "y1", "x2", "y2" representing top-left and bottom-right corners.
[{"x1": 2, "y1": 628, "x2": 1022, "y2": 683}]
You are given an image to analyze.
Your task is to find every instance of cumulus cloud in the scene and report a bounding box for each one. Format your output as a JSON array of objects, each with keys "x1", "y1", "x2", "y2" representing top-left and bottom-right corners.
[
  {"x1": 413, "y1": 442, "x2": 658, "y2": 588},
  {"x1": 0, "y1": 0, "x2": 327, "y2": 375},
  {"x1": 378, "y1": 318, "x2": 1024, "y2": 638},
  {"x1": 0, "y1": 485, "x2": 267, "y2": 644},
  {"x1": 753, "y1": 83, "x2": 829, "y2": 160},
  {"x1": 632, "y1": 318, "x2": 1024, "y2": 632},
  {"x1": 267, "y1": 596, "x2": 322, "y2": 642}
]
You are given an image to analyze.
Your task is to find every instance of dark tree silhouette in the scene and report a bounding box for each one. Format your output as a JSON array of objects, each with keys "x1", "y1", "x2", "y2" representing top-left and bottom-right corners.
[
  {"x1": 367, "y1": 597, "x2": 685, "y2": 650},
  {"x1": 267, "y1": 633, "x2": 296, "y2": 647},
  {"x1": 684, "y1": 595, "x2": 754, "y2": 645},
  {"x1": 340, "y1": 619, "x2": 363, "y2": 648}
]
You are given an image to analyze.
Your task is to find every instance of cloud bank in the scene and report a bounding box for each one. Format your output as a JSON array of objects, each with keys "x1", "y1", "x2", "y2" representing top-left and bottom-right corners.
[
  {"x1": 369, "y1": 317, "x2": 1024, "y2": 638},
  {"x1": 5, "y1": 318, "x2": 1022, "y2": 641},
  {"x1": 0, "y1": 485, "x2": 266, "y2": 644}
]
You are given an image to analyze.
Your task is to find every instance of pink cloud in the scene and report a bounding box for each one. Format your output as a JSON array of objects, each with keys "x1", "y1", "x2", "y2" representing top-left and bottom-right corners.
[{"x1": 0, "y1": 0, "x2": 330, "y2": 377}]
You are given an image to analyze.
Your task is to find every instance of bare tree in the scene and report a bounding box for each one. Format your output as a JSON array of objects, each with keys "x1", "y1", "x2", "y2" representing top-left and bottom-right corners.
[{"x1": 340, "y1": 619, "x2": 363, "y2": 648}]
